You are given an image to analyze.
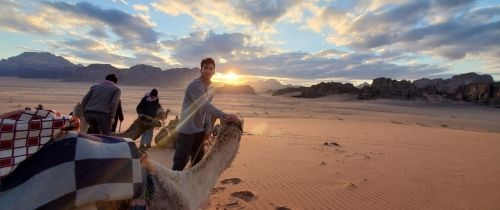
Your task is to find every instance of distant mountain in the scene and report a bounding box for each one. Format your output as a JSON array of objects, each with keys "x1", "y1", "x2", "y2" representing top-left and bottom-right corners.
[
  {"x1": 358, "y1": 72, "x2": 499, "y2": 107},
  {"x1": 0, "y1": 52, "x2": 201, "y2": 87},
  {"x1": 356, "y1": 82, "x2": 370, "y2": 89},
  {"x1": 0, "y1": 52, "x2": 77, "y2": 78},
  {"x1": 270, "y1": 72, "x2": 499, "y2": 107},
  {"x1": 72, "y1": 64, "x2": 124, "y2": 83},
  {"x1": 73, "y1": 64, "x2": 200, "y2": 87},
  {"x1": 246, "y1": 79, "x2": 288, "y2": 92},
  {"x1": 216, "y1": 85, "x2": 256, "y2": 95},
  {"x1": 300, "y1": 82, "x2": 359, "y2": 98},
  {"x1": 271, "y1": 86, "x2": 306, "y2": 96},
  {"x1": 413, "y1": 72, "x2": 493, "y2": 94}
]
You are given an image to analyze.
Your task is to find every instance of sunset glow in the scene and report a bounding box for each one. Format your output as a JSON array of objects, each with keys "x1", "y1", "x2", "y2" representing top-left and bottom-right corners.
[
  {"x1": 212, "y1": 72, "x2": 243, "y2": 85},
  {"x1": 0, "y1": 1, "x2": 498, "y2": 84}
]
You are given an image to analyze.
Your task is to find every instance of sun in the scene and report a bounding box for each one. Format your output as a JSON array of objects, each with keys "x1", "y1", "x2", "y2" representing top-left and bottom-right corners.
[
  {"x1": 226, "y1": 72, "x2": 238, "y2": 81},
  {"x1": 213, "y1": 72, "x2": 242, "y2": 84}
]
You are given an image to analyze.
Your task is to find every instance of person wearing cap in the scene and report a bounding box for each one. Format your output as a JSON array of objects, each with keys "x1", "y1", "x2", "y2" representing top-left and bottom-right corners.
[
  {"x1": 136, "y1": 88, "x2": 162, "y2": 150},
  {"x1": 81, "y1": 73, "x2": 121, "y2": 135}
]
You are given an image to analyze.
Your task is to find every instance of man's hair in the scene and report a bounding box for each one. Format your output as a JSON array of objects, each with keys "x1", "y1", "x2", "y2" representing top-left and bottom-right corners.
[
  {"x1": 105, "y1": 74, "x2": 118, "y2": 84},
  {"x1": 200, "y1": 58, "x2": 215, "y2": 69}
]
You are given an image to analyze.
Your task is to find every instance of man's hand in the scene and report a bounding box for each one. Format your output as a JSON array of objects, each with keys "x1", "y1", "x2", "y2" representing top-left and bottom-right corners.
[{"x1": 110, "y1": 118, "x2": 115, "y2": 127}]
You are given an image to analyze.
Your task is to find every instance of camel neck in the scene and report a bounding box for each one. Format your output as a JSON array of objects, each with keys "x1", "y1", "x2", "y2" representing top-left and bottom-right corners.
[{"x1": 185, "y1": 129, "x2": 241, "y2": 209}]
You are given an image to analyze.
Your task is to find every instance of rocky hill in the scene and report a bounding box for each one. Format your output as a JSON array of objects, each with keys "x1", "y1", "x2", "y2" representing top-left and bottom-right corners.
[
  {"x1": 271, "y1": 72, "x2": 499, "y2": 107},
  {"x1": 358, "y1": 78, "x2": 417, "y2": 100},
  {"x1": 73, "y1": 64, "x2": 199, "y2": 87},
  {"x1": 246, "y1": 79, "x2": 288, "y2": 92},
  {"x1": 271, "y1": 86, "x2": 307, "y2": 96},
  {"x1": 356, "y1": 82, "x2": 370, "y2": 89},
  {"x1": 413, "y1": 72, "x2": 493, "y2": 94},
  {"x1": 0, "y1": 52, "x2": 200, "y2": 87},
  {"x1": 216, "y1": 85, "x2": 256, "y2": 94},
  {"x1": 358, "y1": 73, "x2": 499, "y2": 107},
  {"x1": 299, "y1": 82, "x2": 359, "y2": 98},
  {"x1": 0, "y1": 52, "x2": 77, "y2": 78}
]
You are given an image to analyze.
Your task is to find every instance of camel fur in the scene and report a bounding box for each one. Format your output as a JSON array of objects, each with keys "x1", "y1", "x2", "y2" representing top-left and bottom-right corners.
[{"x1": 75, "y1": 119, "x2": 243, "y2": 210}]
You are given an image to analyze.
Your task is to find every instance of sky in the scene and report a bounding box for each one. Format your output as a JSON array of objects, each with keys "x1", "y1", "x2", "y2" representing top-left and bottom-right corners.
[{"x1": 0, "y1": 0, "x2": 499, "y2": 85}]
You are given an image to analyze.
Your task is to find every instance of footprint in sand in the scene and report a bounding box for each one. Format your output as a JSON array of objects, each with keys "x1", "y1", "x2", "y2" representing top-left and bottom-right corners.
[
  {"x1": 211, "y1": 186, "x2": 226, "y2": 194},
  {"x1": 219, "y1": 198, "x2": 250, "y2": 209},
  {"x1": 275, "y1": 206, "x2": 293, "y2": 210},
  {"x1": 221, "y1": 177, "x2": 242, "y2": 185},
  {"x1": 344, "y1": 182, "x2": 358, "y2": 189},
  {"x1": 230, "y1": 190, "x2": 257, "y2": 202},
  {"x1": 269, "y1": 202, "x2": 294, "y2": 210}
]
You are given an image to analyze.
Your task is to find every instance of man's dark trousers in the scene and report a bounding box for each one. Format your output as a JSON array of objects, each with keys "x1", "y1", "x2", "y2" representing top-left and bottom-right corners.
[
  {"x1": 172, "y1": 131, "x2": 205, "y2": 171},
  {"x1": 85, "y1": 111, "x2": 112, "y2": 135}
]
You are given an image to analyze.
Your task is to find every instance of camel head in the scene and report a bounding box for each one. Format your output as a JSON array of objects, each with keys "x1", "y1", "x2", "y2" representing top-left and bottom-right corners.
[
  {"x1": 204, "y1": 118, "x2": 244, "y2": 155},
  {"x1": 72, "y1": 102, "x2": 84, "y2": 117},
  {"x1": 156, "y1": 108, "x2": 170, "y2": 124}
]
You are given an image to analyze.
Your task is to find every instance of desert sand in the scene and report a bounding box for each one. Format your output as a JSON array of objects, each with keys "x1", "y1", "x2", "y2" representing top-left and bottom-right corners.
[{"x1": 1, "y1": 77, "x2": 500, "y2": 210}]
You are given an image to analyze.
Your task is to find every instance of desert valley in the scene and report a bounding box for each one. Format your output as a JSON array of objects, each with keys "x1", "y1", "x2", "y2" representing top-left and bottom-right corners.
[{"x1": 1, "y1": 77, "x2": 499, "y2": 210}]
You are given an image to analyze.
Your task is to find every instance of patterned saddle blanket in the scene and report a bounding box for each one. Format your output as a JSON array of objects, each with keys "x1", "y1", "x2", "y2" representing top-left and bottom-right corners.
[
  {"x1": 0, "y1": 109, "x2": 143, "y2": 209},
  {"x1": 0, "y1": 109, "x2": 73, "y2": 178}
]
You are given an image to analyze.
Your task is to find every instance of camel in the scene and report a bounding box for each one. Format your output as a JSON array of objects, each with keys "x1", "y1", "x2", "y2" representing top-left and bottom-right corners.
[
  {"x1": 1, "y1": 107, "x2": 242, "y2": 209},
  {"x1": 156, "y1": 107, "x2": 170, "y2": 123},
  {"x1": 111, "y1": 115, "x2": 162, "y2": 140},
  {"x1": 72, "y1": 102, "x2": 88, "y2": 133},
  {"x1": 76, "y1": 119, "x2": 244, "y2": 210},
  {"x1": 154, "y1": 116, "x2": 179, "y2": 148}
]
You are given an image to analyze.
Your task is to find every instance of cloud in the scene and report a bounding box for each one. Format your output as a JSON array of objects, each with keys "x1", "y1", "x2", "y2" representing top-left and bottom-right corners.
[
  {"x1": 152, "y1": 0, "x2": 249, "y2": 29},
  {"x1": 133, "y1": 4, "x2": 149, "y2": 13},
  {"x1": 0, "y1": 1, "x2": 51, "y2": 34},
  {"x1": 111, "y1": 0, "x2": 128, "y2": 5},
  {"x1": 234, "y1": 0, "x2": 300, "y2": 26},
  {"x1": 44, "y1": 37, "x2": 126, "y2": 64},
  {"x1": 16, "y1": 45, "x2": 43, "y2": 52},
  {"x1": 43, "y1": 1, "x2": 160, "y2": 50},
  {"x1": 152, "y1": 0, "x2": 301, "y2": 30},
  {"x1": 229, "y1": 50, "x2": 448, "y2": 80},
  {"x1": 166, "y1": 31, "x2": 265, "y2": 66},
  {"x1": 163, "y1": 30, "x2": 449, "y2": 80},
  {"x1": 44, "y1": 37, "x2": 174, "y2": 68},
  {"x1": 2, "y1": 0, "x2": 496, "y2": 82},
  {"x1": 306, "y1": 0, "x2": 500, "y2": 65}
]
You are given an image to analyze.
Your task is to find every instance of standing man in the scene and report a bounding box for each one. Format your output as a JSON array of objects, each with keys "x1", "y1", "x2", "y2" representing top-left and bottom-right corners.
[
  {"x1": 81, "y1": 74, "x2": 121, "y2": 135},
  {"x1": 172, "y1": 58, "x2": 238, "y2": 171},
  {"x1": 136, "y1": 88, "x2": 161, "y2": 150}
]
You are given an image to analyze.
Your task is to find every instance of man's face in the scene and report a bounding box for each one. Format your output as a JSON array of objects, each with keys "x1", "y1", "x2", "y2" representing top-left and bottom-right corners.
[{"x1": 201, "y1": 63, "x2": 215, "y2": 81}]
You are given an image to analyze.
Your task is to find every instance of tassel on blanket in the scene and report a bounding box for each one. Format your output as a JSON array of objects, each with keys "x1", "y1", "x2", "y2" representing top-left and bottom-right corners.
[{"x1": 129, "y1": 199, "x2": 148, "y2": 210}]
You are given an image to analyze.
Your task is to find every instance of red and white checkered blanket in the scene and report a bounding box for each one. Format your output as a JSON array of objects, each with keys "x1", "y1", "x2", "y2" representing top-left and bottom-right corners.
[{"x1": 0, "y1": 109, "x2": 73, "y2": 179}]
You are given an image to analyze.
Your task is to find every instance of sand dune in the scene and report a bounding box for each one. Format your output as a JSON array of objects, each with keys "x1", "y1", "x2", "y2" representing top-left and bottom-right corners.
[{"x1": 1, "y1": 77, "x2": 500, "y2": 210}]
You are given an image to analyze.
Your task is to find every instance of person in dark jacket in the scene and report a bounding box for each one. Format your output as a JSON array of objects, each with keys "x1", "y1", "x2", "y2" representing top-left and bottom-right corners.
[
  {"x1": 136, "y1": 88, "x2": 161, "y2": 150},
  {"x1": 111, "y1": 100, "x2": 124, "y2": 132},
  {"x1": 81, "y1": 74, "x2": 121, "y2": 135}
]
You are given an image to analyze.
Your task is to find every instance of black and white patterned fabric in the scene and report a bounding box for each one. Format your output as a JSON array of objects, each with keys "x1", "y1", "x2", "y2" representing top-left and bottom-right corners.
[{"x1": 0, "y1": 133, "x2": 143, "y2": 210}]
